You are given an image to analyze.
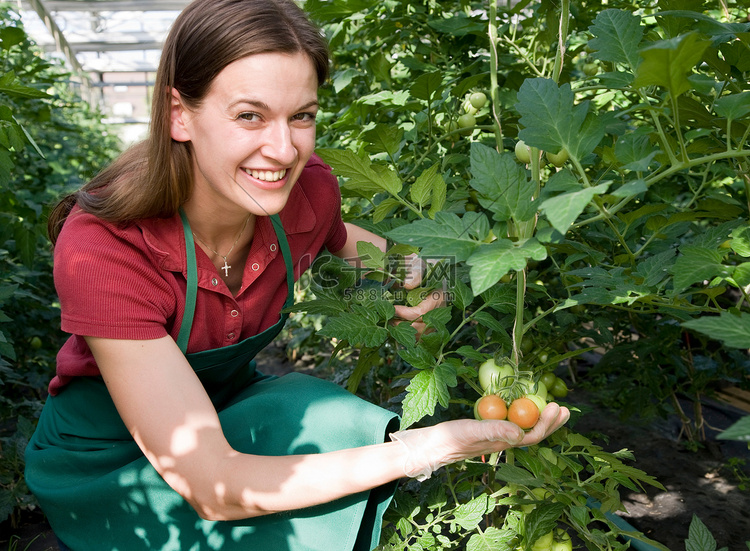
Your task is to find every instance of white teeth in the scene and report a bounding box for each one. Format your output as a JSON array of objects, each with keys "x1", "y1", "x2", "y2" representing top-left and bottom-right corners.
[{"x1": 246, "y1": 168, "x2": 286, "y2": 182}]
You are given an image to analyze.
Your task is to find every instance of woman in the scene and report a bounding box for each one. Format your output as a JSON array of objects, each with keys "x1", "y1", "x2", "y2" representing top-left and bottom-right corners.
[{"x1": 25, "y1": 0, "x2": 569, "y2": 549}]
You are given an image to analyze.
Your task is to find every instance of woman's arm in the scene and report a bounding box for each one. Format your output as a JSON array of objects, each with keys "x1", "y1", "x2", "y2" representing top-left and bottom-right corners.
[
  {"x1": 87, "y1": 334, "x2": 569, "y2": 522},
  {"x1": 87, "y1": 335, "x2": 409, "y2": 521}
]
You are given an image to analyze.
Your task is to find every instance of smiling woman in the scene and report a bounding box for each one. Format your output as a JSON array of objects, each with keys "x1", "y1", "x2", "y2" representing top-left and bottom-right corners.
[{"x1": 24, "y1": 0, "x2": 569, "y2": 550}]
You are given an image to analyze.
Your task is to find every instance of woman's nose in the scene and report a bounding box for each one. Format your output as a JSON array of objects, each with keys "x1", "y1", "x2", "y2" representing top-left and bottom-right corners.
[{"x1": 260, "y1": 121, "x2": 297, "y2": 165}]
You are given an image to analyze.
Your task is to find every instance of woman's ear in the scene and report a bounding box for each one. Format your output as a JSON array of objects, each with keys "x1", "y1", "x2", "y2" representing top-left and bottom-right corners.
[{"x1": 169, "y1": 88, "x2": 191, "y2": 142}]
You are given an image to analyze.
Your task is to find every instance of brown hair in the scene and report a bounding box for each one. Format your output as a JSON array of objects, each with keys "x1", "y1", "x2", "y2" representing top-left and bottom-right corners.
[{"x1": 48, "y1": 0, "x2": 329, "y2": 243}]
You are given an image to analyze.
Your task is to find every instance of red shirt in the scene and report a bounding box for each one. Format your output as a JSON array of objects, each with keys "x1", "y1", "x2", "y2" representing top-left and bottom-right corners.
[{"x1": 49, "y1": 154, "x2": 347, "y2": 395}]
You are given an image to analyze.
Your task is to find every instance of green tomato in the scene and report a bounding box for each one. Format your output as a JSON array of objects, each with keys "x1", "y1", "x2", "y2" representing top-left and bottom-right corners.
[
  {"x1": 549, "y1": 377, "x2": 569, "y2": 399},
  {"x1": 526, "y1": 393, "x2": 547, "y2": 415},
  {"x1": 545, "y1": 148, "x2": 569, "y2": 167},
  {"x1": 531, "y1": 530, "x2": 555, "y2": 551},
  {"x1": 551, "y1": 529, "x2": 573, "y2": 551},
  {"x1": 515, "y1": 140, "x2": 531, "y2": 164},
  {"x1": 457, "y1": 113, "x2": 476, "y2": 133},
  {"x1": 520, "y1": 334, "x2": 534, "y2": 355},
  {"x1": 540, "y1": 371, "x2": 557, "y2": 390},
  {"x1": 469, "y1": 91, "x2": 487, "y2": 109},
  {"x1": 582, "y1": 62, "x2": 599, "y2": 76},
  {"x1": 537, "y1": 348, "x2": 550, "y2": 365},
  {"x1": 478, "y1": 358, "x2": 514, "y2": 392},
  {"x1": 30, "y1": 336, "x2": 42, "y2": 349}
]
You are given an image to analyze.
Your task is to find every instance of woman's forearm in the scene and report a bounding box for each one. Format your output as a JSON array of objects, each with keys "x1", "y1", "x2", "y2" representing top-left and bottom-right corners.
[{"x1": 199, "y1": 441, "x2": 409, "y2": 521}]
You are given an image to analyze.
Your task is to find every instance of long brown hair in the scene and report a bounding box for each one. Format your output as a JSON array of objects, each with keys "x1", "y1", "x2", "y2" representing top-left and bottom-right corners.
[{"x1": 48, "y1": 0, "x2": 329, "y2": 244}]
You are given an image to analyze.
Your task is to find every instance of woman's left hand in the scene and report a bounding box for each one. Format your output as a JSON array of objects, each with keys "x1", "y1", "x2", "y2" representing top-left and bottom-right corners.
[{"x1": 392, "y1": 254, "x2": 446, "y2": 335}]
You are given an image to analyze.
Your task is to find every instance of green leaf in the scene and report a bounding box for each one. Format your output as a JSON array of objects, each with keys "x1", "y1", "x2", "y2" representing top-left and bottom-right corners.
[
  {"x1": 685, "y1": 515, "x2": 717, "y2": 551},
  {"x1": 588, "y1": 9, "x2": 644, "y2": 70},
  {"x1": 470, "y1": 143, "x2": 536, "y2": 223},
  {"x1": 318, "y1": 310, "x2": 388, "y2": 348},
  {"x1": 451, "y1": 494, "x2": 497, "y2": 531},
  {"x1": 400, "y1": 364, "x2": 456, "y2": 428},
  {"x1": 492, "y1": 463, "x2": 540, "y2": 486},
  {"x1": 670, "y1": 246, "x2": 733, "y2": 294},
  {"x1": 317, "y1": 148, "x2": 402, "y2": 196},
  {"x1": 717, "y1": 416, "x2": 750, "y2": 442},
  {"x1": 356, "y1": 240, "x2": 385, "y2": 271},
  {"x1": 410, "y1": 71, "x2": 444, "y2": 101},
  {"x1": 0, "y1": 71, "x2": 49, "y2": 99},
  {"x1": 525, "y1": 502, "x2": 566, "y2": 548},
  {"x1": 683, "y1": 312, "x2": 750, "y2": 349},
  {"x1": 467, "y1": 238, "x2": 548, "y2": 295},
  {"x1": 428, "y1": 172, "x2": 447, "y2": 218},
  {"x1": 411, "y1": 163, "x2": 442, "y2": 208},
  {"x1": 427, "y1": 13, "x2": 485, "y2": 37},
  {"x1": 388, "y1": 322, "x2": 418, "y2": 348},
  {"x1": 633, "y1": 32, "x2": 711, "y2": 98},
  {"x1": 539, "y1": 183, "x2": 611, "y2": 235},
  {"x1": 466, "y1": 527, "x2": 515, "y2": 551},
  {"x1": 362, "y1": 124, "x2": 403, "y2": 157},
  {"x1": 714, "y1": 91, "x2": 750, "y2": 121},
  {"x1": 373, "y1": 198, "x2": 401, "y2": 224},
  {"x1": 634, "y1": 250, "x2": 676, "y2": 288},
  {"x1": 515, "y1": 78, "x2": 605, "y2": 161},
  {"x1": 386, "y1": 212, "x2": 484, "y2": 262}
]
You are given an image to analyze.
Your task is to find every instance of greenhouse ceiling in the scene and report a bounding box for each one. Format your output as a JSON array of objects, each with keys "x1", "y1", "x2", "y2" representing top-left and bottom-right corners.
[{"x1": 19, "y1": 0, "x2": 190, "y2": 77}]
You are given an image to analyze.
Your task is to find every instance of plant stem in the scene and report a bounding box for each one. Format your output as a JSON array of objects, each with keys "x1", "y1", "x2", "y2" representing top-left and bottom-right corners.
[{"x1": 488, "y1": 1, "x2": 504, "y2": 151}]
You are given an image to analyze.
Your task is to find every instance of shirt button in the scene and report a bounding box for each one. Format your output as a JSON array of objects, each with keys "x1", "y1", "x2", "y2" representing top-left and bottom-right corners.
[
  {"x1": 230, "y1": 309, "x2": 239, "y2": 317},
  {"x1": 251, "y1": 262, "x2": 260, "y2": 271},
  {"x1": 270, "y1": 243, "x2": 277, "y2": 252},
  {"x1": 211, "y1": 278, "x2": 219, "y2": 286},
  {"x1": 227, "y1": 332, "x2": 235, "y2": 340}
]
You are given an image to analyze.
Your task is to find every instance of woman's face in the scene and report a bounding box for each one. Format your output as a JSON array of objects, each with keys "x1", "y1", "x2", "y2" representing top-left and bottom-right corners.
[{"x1": 171, "y1": 52, "x2": 319, "y2": 218}]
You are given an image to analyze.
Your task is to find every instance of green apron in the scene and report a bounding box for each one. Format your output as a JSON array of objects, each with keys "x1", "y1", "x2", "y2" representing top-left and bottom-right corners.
[{"x1": 25, "y1": 212, "x2": 399, "y2": 551}]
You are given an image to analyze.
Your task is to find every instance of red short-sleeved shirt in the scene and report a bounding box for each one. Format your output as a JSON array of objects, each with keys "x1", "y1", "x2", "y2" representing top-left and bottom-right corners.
[{"x1": 49, "y1": 154, "x2": 347, "y2": 395}]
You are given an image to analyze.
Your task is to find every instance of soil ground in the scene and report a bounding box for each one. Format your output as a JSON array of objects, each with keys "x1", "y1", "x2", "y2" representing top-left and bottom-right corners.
[{"x1": 3, "y1": 344, "x2": 749, "y2": 551}]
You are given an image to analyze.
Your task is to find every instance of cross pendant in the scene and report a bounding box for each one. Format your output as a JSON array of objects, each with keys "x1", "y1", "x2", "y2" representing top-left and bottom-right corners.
[{"x1": 221, "y1": 259, "x2": 231, "y2": 277}]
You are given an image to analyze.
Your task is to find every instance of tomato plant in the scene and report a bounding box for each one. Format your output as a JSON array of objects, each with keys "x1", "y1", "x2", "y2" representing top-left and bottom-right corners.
[
  {"x1": 478, "y1": 357, "x2": 514, "y2": 392},
  {"x1": 302, "y1": 0, "x2": 750, "y2": 548}
]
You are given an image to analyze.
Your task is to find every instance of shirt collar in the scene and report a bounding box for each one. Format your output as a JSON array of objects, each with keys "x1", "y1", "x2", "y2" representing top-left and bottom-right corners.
[{"x1": 139, "y1": 181, "x2": 317, "y2": 273}]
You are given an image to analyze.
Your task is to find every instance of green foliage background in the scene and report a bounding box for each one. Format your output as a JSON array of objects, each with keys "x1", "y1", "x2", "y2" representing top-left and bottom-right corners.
[{"x1": 0, "y1": 5, "x2": 121, "y2": 528}]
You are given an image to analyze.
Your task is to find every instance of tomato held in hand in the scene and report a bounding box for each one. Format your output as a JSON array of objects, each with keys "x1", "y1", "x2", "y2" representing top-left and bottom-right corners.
[
  {"x1": 507, "y1": 397, "x2": 540, "y2": 429},
  {"x1": 525, "y1": 393, "x2": 547, "y2": 415},
  {"x1": 478, "y1": 358, "x2": 514, "y2": 392},
  {"x1": 474, "y1": 394, "x2": 508, "y2": 420}
]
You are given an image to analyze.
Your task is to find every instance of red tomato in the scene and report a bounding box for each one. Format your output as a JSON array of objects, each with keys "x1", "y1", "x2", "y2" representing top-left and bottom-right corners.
[
  {"x1": 475, "y1": 394, "x2": 508, "y2": 420},
  {"x1": 507, "y1": 397, "x2": 540, "y2": 429}
]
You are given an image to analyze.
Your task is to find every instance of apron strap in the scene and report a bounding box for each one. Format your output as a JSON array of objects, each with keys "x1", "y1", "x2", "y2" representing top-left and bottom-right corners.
[
  {"x1": 269, "y1": 214, "x2": 295, "y2": 310},
  {"x1": 176, "y1": 211, "x2": 295, "y2": 355},
  {"x1": 177, "y1": 208, "x2": 198, "y2": 354}
]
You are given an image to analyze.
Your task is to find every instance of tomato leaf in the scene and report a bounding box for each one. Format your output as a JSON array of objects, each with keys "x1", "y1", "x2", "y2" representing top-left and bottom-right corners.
[
  {"x1": 450, "y1": 494, "x2": 497, "y2": 531},
  {"x1": 685, "y1": 514, "x2": 718, "y2": 551},
  {"x1": 466, "y1": 527, "x2": 516, "y2": 551},
  {"x1": 713, "y1": 90, "x2": 750, "y2": 122},
  {"x1": 525, "y1": 502, "x2": 566, "y2": 548},
  {"x1": 386, "y1": 212, "x2": 485, "y2": 262},
  {"x1": 317, "y1": 147, "x2": 402, "y2": 196},
  {"x1": 469, "y1": 143, "x2": 536, "y2": 223},
  {"x1": 682, "y1": 311, "x2": 750, "y2": 349},
  {"x1": 515, "y1": 78, "x2": 606, "y2": 162},
  {"x1": 539, "y1": 182, "x2": 611, "y2": 235},
  {"x1": 717, "y1": 416, "x2": 750, "y2": 442},
  {"x1": 467, "y1": 238, "x2": 547, "y2": 295},
  {"x1": 399, "y1": 363, "x2": 457, "y2": 428},
  {"x1": 588, "y1": 9, "x2": 644, "y2": 71},
  {"x1": 388, "y1": 322, "x2": 418, "y2": 348},
  {"x1": 633, "y1": 32, "x2": 711, "y2": 98},
  {"x1": 318, "y1": 309, "x2": 388, "y2": 348},
  {"x1": 411, "y1": 163, "x2": 442, "y2": 208},
  {"x1": 669, "y1": 246, "x2": 733, "y2": 294}
]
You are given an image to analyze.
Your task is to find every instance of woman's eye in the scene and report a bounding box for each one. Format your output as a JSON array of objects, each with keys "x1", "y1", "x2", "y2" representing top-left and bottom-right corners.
[
  {"x1": 292, "y1": 112, "x2": 316, "y2": 123},
  {"x1": 238, "y1": 112, "x2": 261, "y2": 122}
]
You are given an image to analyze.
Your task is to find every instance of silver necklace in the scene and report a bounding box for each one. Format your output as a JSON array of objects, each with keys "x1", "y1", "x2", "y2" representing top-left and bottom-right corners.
[{"x1": 192, "y1": 215, "x2": 251, "y2": 277}]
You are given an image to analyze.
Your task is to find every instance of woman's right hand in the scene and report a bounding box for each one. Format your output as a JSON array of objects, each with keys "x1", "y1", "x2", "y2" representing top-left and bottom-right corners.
[{"x1": 389, "y1": 402, "x2": 570, "y2": 480}]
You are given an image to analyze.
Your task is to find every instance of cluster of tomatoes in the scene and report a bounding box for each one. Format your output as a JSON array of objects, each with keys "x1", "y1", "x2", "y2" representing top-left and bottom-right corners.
[
  {"x1": 446, "y1": 90, "x2": 488, "y2": 137},
  {"x1": 528, "y1": 528, "x2": 573, "y2": 551},
  {"x1": 473, "y1": 357, "x2": 569, "y2": 429}
]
